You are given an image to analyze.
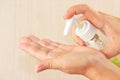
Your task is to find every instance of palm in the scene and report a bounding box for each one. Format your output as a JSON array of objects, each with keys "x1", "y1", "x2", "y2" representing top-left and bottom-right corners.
[
  {"x1": 20, "y1": 35, "x2": 104, "y2": 74},
  {"x1": 20, "y1": 35, "x2": 75, "y2": 60}
]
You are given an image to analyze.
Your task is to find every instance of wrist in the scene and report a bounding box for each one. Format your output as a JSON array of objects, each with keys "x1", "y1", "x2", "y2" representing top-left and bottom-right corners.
[{"x1": 84, "y1": 53, "x2": 120, "y2": 80}]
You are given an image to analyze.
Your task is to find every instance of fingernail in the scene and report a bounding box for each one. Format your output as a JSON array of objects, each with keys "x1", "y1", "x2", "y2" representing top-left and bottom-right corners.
[
  {"x1": 36, "y1": 69, "x2": 41, "y2": 73},
  {"x1": 78, "y1": 42, "x2": 86, "y2": 46},
  {"x1": 28, "y1": 35, "x2": 39, "y2": 41},
  {"x1": 63, "y1": 15, "x2": 67, "y2": 19},
  {"x1": 81, "y1": 43, "x2": 86, "y2": 46},
  {"x1": 43, "y1": 39, "x2": 52, "y2": 43},
  {"x1": 36, "y1": 65, "x2": 45, "y2": 73}
]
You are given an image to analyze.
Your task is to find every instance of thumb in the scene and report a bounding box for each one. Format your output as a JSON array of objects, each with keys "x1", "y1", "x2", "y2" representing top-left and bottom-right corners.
[{"x1": 36, "y1": 59, "x2": 61, "y2": 73}]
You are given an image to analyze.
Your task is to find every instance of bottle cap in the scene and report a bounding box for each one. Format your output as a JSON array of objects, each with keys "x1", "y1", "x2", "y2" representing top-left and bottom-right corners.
[
  {"x1": 64, "y1": 17, "x2": 96, "y2": 41},
  {"x1": 76, "y1": 20, "x2": 96, "y2": 41}
]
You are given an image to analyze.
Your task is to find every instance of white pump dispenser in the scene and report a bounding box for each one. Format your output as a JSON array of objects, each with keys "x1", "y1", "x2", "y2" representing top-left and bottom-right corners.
[{"x1": 64, "y1": 17, "x2": 105, "y2": 50}]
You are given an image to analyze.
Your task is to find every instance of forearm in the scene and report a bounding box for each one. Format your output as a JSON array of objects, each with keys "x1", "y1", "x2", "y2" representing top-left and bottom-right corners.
[{"x1": 85, "y1": 54, "x2": 120, "y2": 80}]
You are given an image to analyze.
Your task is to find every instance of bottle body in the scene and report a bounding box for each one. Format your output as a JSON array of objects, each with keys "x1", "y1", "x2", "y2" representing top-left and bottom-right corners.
[{"x1": 75, "y1": 21, "x2": 107, "y2": 50}]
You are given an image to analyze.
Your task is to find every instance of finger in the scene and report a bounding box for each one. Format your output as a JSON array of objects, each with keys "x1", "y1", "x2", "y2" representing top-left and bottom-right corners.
[
  {"x1": 28, "y1": 35, "x2": 49, "y2": 47},
  {"x1": 20, "y1": 37, "x2": 49, "y2": 60},
  {"x1": 43, "y1": 39, "x2": 75, "y2": 51},
  {"x1": 29, "y1": 37, "x2": 72, "y2": 58},
  {"x1": 99, "y1": 11, "x2": 118, "y2": 18},
  {"x1": 64, "y1": 4, "x2": 105, "y2": 29},
  {"x1": 42, "y1": 39, "x2": 60, "y2": 47},
  {"x1": 20, "y1": 36, "x2": 32, "y2": 43},
  {"x1": 27, "y1": 35, "x2": 70, "y2": 56},
  {"x1": 36, "y1": 58, "x2": 62, "y2": 73},
  {"x1": 20, "y1": 43, "x2": 49, "y2": 60},
  {"x1": 28, "y1": 35, "x2": 59, "y2": 50},
  {"x1": 20, "y1": 36, "x2": 41, "y2": 49},
  {"x1": 29, "y1": 35, "x2": 74, "y2": 52}
]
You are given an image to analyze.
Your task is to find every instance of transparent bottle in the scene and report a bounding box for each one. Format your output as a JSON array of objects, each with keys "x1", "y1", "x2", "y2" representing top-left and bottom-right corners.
[
  {"x1": 64, "y1": 18, "x2": 120, "y2": 68},
  {"x1": 64, "y1": 17, "x2": 106, "y2": 50}
]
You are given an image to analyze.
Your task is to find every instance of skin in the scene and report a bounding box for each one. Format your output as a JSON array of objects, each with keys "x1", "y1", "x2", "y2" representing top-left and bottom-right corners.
[
  {"x1": 20, "y1": 35, "x2": 120, "y2": 80},
  {"x1": 19, "y1": 4, "x2": 120, "y2": 80}
]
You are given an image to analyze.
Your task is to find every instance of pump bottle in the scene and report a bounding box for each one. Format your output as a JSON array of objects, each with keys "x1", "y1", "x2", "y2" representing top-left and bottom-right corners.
[{"x1": 64, "y1": 17, "x2": 107, "y2": 50}]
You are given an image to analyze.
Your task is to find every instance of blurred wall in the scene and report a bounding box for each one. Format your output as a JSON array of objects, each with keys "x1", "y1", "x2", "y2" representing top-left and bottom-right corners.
[{"x1": 0, "y1": 0, "x2": 120, "y2": 80}]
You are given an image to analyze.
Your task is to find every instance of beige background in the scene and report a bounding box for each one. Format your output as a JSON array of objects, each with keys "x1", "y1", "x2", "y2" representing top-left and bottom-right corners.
[{"x1": 0, "y1": 0, "x2": 120, "y2": 80}]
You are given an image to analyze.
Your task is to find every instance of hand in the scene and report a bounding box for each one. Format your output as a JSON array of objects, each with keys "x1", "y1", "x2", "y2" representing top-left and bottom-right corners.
[
  {"x1": 64, "y1": 4, "x2": 120, "y2": 58},
  {"x1": 19, "y1": 35, "x2": 120, "y2": 80},
  {"x1": 19, "y1": 35, "x2": 105, "y2": 75}
]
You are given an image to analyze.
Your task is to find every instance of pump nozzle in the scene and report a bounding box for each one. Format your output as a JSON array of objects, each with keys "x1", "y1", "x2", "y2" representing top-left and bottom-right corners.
[{"x1": 64, "y1": 17, "x2": 81, "y2": 36}]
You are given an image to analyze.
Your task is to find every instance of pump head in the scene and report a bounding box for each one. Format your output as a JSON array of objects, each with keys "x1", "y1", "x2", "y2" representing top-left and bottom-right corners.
[{"x1": 64, "y1": 17, "x2": 96, "y2": 41}]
